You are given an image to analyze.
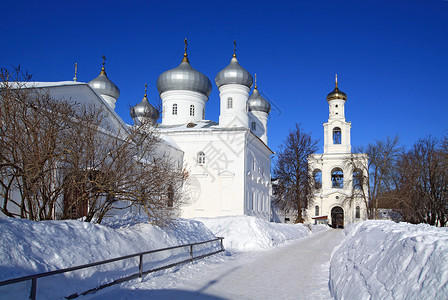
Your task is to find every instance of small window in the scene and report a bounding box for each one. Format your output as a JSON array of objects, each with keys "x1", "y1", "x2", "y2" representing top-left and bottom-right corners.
[
  {"x1": 313, "y1": 169, "x2": 322, "y2": 190},
  {"x1": 227, "y1": 97, "x2": 233, "y2": 109},
  {"x1": 335, "y1": 105, "x2": 338, "y2": 108},
  {"x1": 190, "y1": 105, "x2": 195, "y2": 116},
  {"x1": 172, "y1": 104, "x2": 178, "y2": 115},
  {"x1": 315, "y1": 205, "x2": 319, "y2": 216},
  {"x1": 197, "y1": 152, "x2": 205, "y2": 165},
  {"x1": 202, "y1": 108, "x2": 205, "y2": 119},
  {"x1": 356, "y1": 206, "x2": 360, "y2": 218},
  {"x1": 333, "y1": 127, "x2": 341, "y2": 144},
  {"x1": 251, "y1": 121, "x2": 256, "y2": 131}
]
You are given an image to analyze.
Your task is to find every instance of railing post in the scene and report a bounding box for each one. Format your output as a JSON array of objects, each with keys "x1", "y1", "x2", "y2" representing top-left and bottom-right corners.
[
  {"x1": 189, "y1": 245, "x2": 193, "y2": 261},
  {"x1": 139, "y1": 255, "x2": 143, "y2": 278},
  {"x1": 30, "y1": 278, "x2": 37, "y2": 300}
]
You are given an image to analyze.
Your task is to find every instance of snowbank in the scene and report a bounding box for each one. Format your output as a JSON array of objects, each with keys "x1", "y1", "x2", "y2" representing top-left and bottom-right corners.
[
  {"x1": 330, "y1": 221, "x2": 448, "y2": 300},
  {"x1": 195, "y1": 215, "x2": 311, "y2": 252},
  {"x1": 0, "y1": 214, "x2": 217, "y2": 299},
  {"x1": 0, "y1": 214, "x2": 313, "y2": 299}
]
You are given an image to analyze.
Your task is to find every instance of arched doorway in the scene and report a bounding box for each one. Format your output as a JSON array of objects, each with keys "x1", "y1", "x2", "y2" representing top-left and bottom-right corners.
[{"x1": 331, "y1": 206, "x2": 344, "y2": 228}]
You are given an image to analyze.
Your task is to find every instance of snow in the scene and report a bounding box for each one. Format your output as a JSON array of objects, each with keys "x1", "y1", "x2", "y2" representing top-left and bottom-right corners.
[
  {"x1": 86, "y1": 229, "x2": 341, "y2": 300},
  {"x1": 7, "y1": 81, "x2": 85, "y2": 89},
  {"x1": 330, "y1": 220, "x2": 448, "y2": 300},
  {"x1": 1, "y1": 215, "x2": 447, "y2": 300},
  {"x1": 0, "y1": 214, "x2": 217, "y2": 299},
  {"x1": 194, "y1": 216, "x2": 311, "y2": 252}
]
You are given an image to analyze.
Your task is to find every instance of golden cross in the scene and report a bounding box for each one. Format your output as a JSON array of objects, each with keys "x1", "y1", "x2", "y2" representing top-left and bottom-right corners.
[
  {"x1": 335, "y1": 74, "x2": 338, "y2": 87},
  {"x1": 144, "y1": 83, "x2": 148, "y2": 96},
  {"x1": 184, "y1": 38, "x2": 188, "y2": 54},
  {"x1": 102, "y1": 55, "x2": 106, "y2": 69},
  {"x1": 233, "y1": 40, "x2": 237, "y2": 56},
  {"x1": 254, "y1": 73, "x2": 257, "y2": 88}
]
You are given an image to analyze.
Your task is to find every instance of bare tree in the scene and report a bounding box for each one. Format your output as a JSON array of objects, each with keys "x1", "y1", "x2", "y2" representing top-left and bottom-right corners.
[
  {"x1": 0, "y1": 67, "x2": 186, "y2": 225},
  {"x1": 347, "y1": 136, "x2": 401, "y2": 219},
  {"x1": 273, "y1": 124, "x2": 318, "y2": 223},
  {"x1": 0, "y1": 67, "x2": 84, "y2": 220},
  {"x1": 397, "y1": 136, "x2": 448, "y2": 226}
]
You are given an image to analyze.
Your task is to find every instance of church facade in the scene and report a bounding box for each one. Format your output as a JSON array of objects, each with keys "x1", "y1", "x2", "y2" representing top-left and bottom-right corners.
[
  {"x1": 131, "y1": 43, "x2": 274, "y2": 221},
  {"x1": 306, "y1": 76, "x2": 368, "y2": 227}
]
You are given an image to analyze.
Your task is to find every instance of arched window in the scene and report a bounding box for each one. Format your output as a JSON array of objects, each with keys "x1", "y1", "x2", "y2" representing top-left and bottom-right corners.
[
  {"x1": 251, "y1": 121, "x2": 256, "y2": 131},
  {"x1": 313, "y1": 169, "x2": 322, "y2": 189},
  {"x1": 331, "y1": 168, "x2": 344, "y2": 188},
  {"x1": 353, "y1": 168, "x2": 363, "y2": 189},
  {"x1": 190, "y1": 105, "x2": 195, "y2": 116},
  {"x1": 227, "y1": 97, "x2": 233, "y2": 109},
  {"x1": 197, "y1": 151, "x2": 205, "y2": 165},
  {"x1": 355, "y1": 206, "x2": 360, "y2": 218},
  {"x1": 333, "y1": 127, "x2": 341, "y2": 144},
  {"x1": 315, "y1": 205, "x2": 319, "y2": 216},
  {"x1": 202, "y1": 108, "x2": 205, "y2": 119},
  {"x1": 172, "y1": 104, "x2": 177, "y2": 115}
]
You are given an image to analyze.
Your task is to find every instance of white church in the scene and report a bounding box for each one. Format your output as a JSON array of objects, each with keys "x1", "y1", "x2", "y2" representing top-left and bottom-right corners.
[
  {"x1": 1, "y1": 41, "x2": 274, "y2": 221},
  {"x1": 130, "y1": 42, "x2": 274, "y2": 221},
  {"x1": 305, "y1": 76, "x2": 368, "y2": 227}
]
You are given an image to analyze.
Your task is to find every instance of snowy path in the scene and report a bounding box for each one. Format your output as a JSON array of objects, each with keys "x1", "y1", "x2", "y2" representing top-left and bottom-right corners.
[{"x1": 84, "y1": 229, "x2": 344, "y2": 300}]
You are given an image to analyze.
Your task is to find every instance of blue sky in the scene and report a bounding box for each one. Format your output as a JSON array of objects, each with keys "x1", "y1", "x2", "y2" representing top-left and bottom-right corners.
[{"x1": 2, "y1": 0, "x2": 447, "y2": 154}]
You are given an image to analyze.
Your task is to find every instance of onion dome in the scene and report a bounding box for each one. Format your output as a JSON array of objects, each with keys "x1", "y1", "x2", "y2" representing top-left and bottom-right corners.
[
  {"x1": 326, "y1": 74, "x2": 347, "y2": 102},
  {"x1": 88, "y1": 56, "x2": 120, "y2": 99},
  {"x1": 215, "y1": 55, "x2": 253, "y2": 89},
  {"x1": 248, "y1": 76, "x2": 271, "y2": 114},
  {"x1": 156, "y1": 41, "x2": 212, "y2": 97},
  {"x1": 131, "y1": 84, "x2": 159, "y2": 124}
]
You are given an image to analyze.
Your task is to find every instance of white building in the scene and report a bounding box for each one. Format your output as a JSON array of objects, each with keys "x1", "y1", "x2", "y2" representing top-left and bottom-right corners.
[
  {"x1": 1, "y1": 45, "x2": 273, "y2": 221},
  {"x1": 135, "y1": 44, "x2": 274, "y2": 220},
  {"x1": 306, "y1": 76, "x2": 368, "y2": 227}
]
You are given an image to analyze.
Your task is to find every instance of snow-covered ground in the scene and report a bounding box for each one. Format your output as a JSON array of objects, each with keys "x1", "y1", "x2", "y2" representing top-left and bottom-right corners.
[
  {"x1": 330, "y1": 221, "x2": 448, "y2": 300},
  {"x1": 1, "y1": 215, "x2": 447, "y2": 299},
  {"x1": 0, "y1": 214, "x2": 315, "y2": 299}
]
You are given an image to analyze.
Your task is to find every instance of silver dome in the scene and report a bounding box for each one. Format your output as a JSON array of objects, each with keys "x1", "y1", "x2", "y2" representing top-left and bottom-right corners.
[
  {"x1": 248, "y1": 87, "x2": 271, "y2": 114},
  {"x1": 88, "y1": 69, "x2": 120, "y2": 99},
  {"x1": 156, "y1": 56, "x2": 212, "y2": 97},
  {"x1": 131, "y1": 94, "x2": 159, "y2": 123},
  {"x1": 215, "y1": 56, "x2": 253, "y2": 89}
]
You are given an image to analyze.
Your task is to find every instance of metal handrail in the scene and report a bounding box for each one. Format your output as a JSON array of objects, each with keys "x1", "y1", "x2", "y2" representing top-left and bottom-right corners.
[{"x1": 0, "y1": 236, "x2": 225, "y2": 300}]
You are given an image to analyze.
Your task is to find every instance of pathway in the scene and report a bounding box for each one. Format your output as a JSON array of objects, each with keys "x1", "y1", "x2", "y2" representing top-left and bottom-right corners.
[{"x1": 84, "y1": 229, "x2": 344, "y2": 300}]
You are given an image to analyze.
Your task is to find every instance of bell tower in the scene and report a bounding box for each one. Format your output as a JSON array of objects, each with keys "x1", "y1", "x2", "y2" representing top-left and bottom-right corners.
[{"x1": 323, "y1": 74, "x2": 351, "y2": 154}]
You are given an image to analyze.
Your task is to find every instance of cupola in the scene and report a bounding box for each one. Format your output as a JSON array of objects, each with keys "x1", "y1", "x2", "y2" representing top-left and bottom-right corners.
[
  {"x1": 215, "y1": 42, "x2": 253, "y2": 89},
  {"x1": 248, "y1": 75, "x2": 271, "y2": 114},
  {"x1": 88, "y1": 55, "x2": 120, "y2": 109},
  {"x1": 326, "y1": 74, "x2": 347, "y2": 102},
  {"x1": 156, "y1": 40, "x2": 212, "y2": 98},
  {"x1": 131, "y1": 83, "x2": 159, "y2": 125}
]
